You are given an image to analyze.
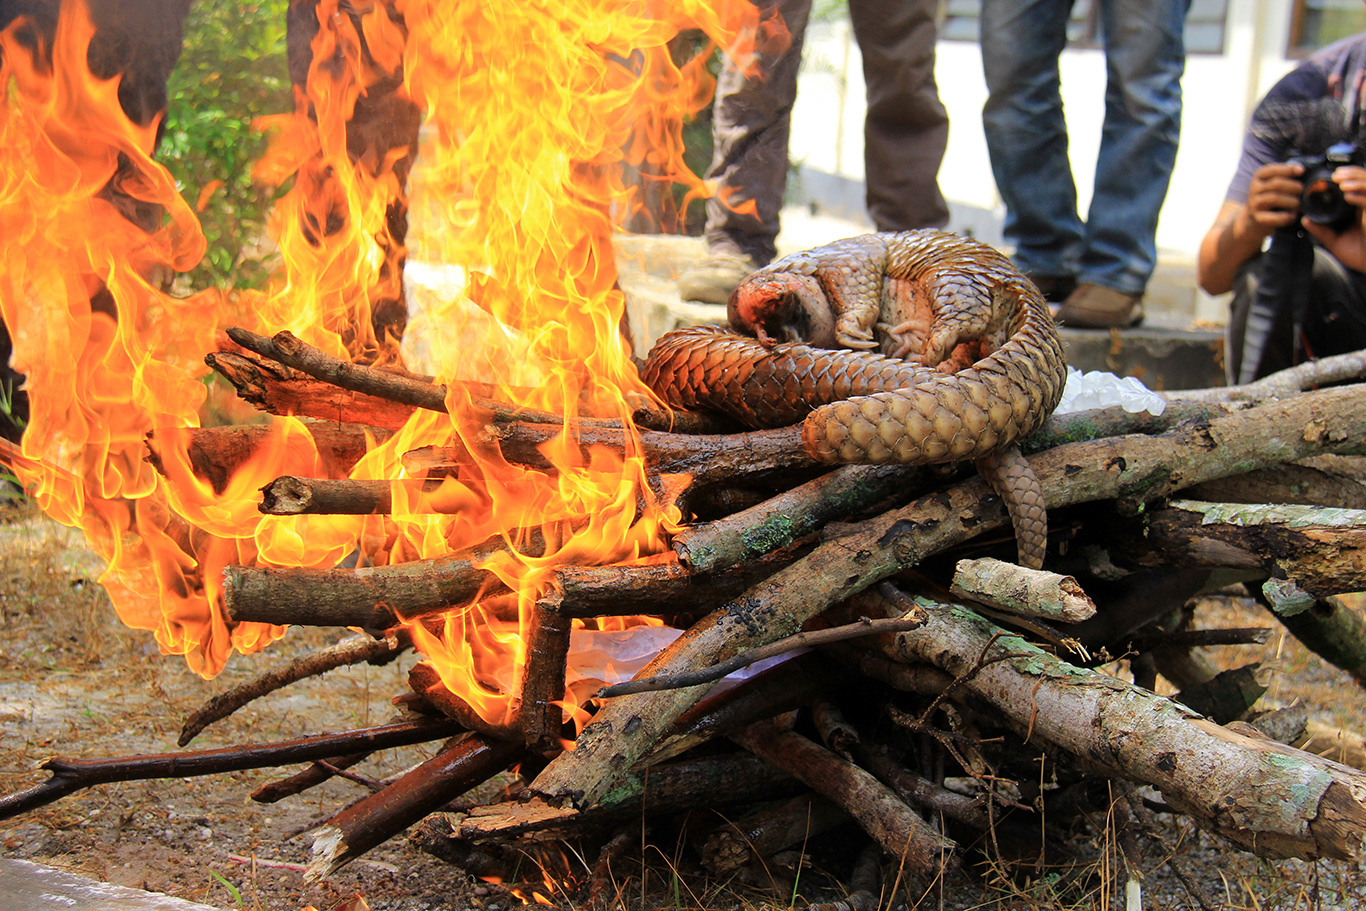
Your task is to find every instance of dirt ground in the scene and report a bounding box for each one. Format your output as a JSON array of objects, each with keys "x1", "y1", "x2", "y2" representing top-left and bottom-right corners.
[{"x1": 2, "y1": 499, "x2": 1366, "y2": 911}]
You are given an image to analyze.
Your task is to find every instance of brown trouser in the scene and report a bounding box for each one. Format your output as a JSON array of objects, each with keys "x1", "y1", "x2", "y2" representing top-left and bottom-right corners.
[{"x1": 703, "y1": 0, "x2": 948, "y2": 266}]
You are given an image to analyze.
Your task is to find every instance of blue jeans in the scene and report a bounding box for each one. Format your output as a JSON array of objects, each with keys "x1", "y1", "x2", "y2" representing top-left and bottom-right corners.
[{"x1": 980, "y1": 0, "x2": 1189, "y2": 295}]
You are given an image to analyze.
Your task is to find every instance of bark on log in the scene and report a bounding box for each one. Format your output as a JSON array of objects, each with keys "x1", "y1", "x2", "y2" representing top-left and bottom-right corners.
[
  {"x1": 528, "y1": 385, "x2": 1366, "y2": 810},
  {"x1": 146, "y1": 423, "x2": 387, "y2": 495},
  {"x1": 1272, "y1": 594, "x2": 1366, "y2": 687},
  {"x1": 1184, "y1": 462, "x2": 1366, "y2": 509},
  {"x1": 892, "y1": 595, "x2": 1366, "y2": 861},
  {"x1": 207, "y1": 350, "x2": 419, "y2": 430},
  {"x1": 949, "y1": 558, "x2": 1096, "y2": 623},
  {"x1": 518, "y1": 604, "x2": 573, "y2": 751},
  {"x1": 224, "y1": 527, "x2": 563, "y2": 628},
  {"x1": 1164, "y1": 350, "x2": 1366, "y2": 403},
  {"x1": 537, "y1": 549, "x2": 807, "y2": 620},
  {"x1": 1125, "y1": 500, "x2": 1366, "y2": 599},
  {"x1": 257, "y1": 476, "x2": 458, "y2": 515}
]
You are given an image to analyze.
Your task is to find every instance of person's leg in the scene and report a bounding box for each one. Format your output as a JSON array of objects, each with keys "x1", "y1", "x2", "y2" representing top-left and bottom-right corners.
[
  {"x1": 1073, "y1": 0, "x2": 1188, "y2": 300},
  {"x1": 847, "y1": 0, "x2": 947, "y2": 232},
  {"x1": 681, "y1": 0, "x2": 810, "y2": 303},
  {"x1": 980, "y1": 0, "x2": 1077, "y2": 290}
]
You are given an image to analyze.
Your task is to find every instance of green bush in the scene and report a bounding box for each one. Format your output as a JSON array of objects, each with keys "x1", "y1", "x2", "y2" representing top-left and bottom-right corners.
[{"x1": 159, "y1": 1, "x2": 290, "y2": 290}]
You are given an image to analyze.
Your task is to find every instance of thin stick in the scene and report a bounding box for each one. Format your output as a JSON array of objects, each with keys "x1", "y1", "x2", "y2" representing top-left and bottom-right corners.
[
  {"x1": 595, "y1": 616, "x2": 925, "y2": 698},
  {"x1": 0, "y1": 716, "x2": 462, "y2": 820},
  {"x1": 1163, "y1": 349, "x2": 1366, "y2": 403},
  {"x1": 179, "y1": 632, "x2": 411, "y2": 746}
]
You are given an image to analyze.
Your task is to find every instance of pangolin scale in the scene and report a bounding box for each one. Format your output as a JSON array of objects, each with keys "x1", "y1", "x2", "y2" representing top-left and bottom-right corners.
[{"x1": 639, "y1": 230, "x2": 1069, "y2": 568}]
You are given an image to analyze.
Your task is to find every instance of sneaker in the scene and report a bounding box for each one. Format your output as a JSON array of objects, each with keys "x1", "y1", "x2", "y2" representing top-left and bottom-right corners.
[
  {"x1": 1025, "y1": 273, "x2": 1077, "y2": 304},
  {"x1": 1055, "y1": 282, "x2": 1144, "y2": 328},
  {"x1": 678, "y1": 251, "x2": 759, "y2": 304}
]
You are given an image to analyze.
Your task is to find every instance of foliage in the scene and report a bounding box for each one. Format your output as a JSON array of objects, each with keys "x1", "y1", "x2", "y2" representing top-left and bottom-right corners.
[{"x1": 159, "y1": 1, "x2": 291, "y2": 290}]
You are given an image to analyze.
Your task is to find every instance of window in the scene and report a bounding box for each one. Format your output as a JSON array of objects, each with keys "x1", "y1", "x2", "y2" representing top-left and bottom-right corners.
[
  {"x1": 939, "y1": 0, "x2": 1228, "y2": 55},
  {"x1": 1290, "y1": 0, "x2": 1366, "y2": 55}
]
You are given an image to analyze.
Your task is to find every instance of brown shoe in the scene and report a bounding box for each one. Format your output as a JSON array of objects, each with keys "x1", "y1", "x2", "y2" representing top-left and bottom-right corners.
[
  {"x1": 678, "y1": 251, "x2": 759, "y2": 304},
  {"x1": 1055, "y1": 282, "x2": 1144, "y2": 328}
]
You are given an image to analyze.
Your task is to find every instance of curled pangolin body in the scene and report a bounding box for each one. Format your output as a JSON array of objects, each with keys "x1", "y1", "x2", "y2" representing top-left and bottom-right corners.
[{"x1": 641, "y1": 230, "x2": 1068, "y2": 467}]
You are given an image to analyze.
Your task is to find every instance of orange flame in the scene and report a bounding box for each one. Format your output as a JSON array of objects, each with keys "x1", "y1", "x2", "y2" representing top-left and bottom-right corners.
[{"x1": 0, "y1": 0, "x2": 759, "y2": 729}]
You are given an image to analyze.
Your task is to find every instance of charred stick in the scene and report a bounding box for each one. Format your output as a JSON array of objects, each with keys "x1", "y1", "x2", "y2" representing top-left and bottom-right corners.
[
  {"x1": 518, "y1": 604, "x2": 573, "y2": 751},
  {"x1": 0, "y1": 716, "x2": 462, "y2": 820},
  {"x1": 595, "y1": 616, "x2": 925, "y2": 698},
  {"x1": 146, "y1": 422, "x2": 388, "y2": 496},
  {"x1": 307, "y1": 733, "x2": 526, "y2": 881},
  {"x1": 206, "y1": 350, "x2": 418, "y2": 430},
  {"x1": 892, "y1": 594, "x2": 1366, "y2": 860},
  {"x1": 251, "y1": 752, "x2": 372, "y2": 804},
  {"x1": 730, "y1": 720, "x2": 956, "y2": 875},
  {"x1": 408, "y1": 663, "x2": 521, "y2": 741},
  {"x1": 179, "y1": 632, "x2": 412, "y2": 746},
  {"x1": 529, "y1": 384, "x2": 1366, "y2": 810}
]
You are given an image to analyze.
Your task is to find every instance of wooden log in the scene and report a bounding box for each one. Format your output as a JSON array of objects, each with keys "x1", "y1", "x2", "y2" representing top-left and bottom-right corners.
[
  {"x1": 223, "y1": 528, "x2": 561, "y2": 628},
  {"x1": 1125, "y1": 500, "x2": 1366, "y2": 599},
  {"x1": 518, "y1": 604, "x2": 573, "y2": 751},
  {"x1": 0, "y1": 717, "x2": 463, "y2": 820},
  {"x1": 537, "y1": 549, "x2": 808, "y2": 620},
  {"x1": 1164, "y1": 349, "x2": 1366, "y2": 403},
  {"x1": 207, "y1": 350, "x2": 419, "y2": 430},
  {"x1": 306, "y1": 733, "x2": 525, "y2": 881},
  {"x1": 1271, "y1": 594, "x2": 1366, "y2": 687},
  {"x1": 729, "y1": 721, "x2": 956, "y2": 875},
  {"x1": 854, "y1": 742, "x2": 990, "y2": 830},
  {"x1": 1171, "y1": 664, "x2": 1269, "y2": 724},
  {"x1": 146, "y1": 422, "x2": 388, "y2": 495},
  {"x1": 1183, "y1": 462, "x2": 1366, "y2": 509},
  {"x1": 179, "y1": 632, "x2": 410, "y2": 745},
  {"x1": 673, "y1": 464, "x2": 926, "y2": 573},
  {"x1": 228, "y1": 327, "x2": 449, "y2": 413},
  {"x1": 949, "y1": 558, "x2": 1096, "y2": 623},
  {"x1": 527, "y1": 385, "x2": 1366, "y2": 810},
  {"x1": 258, "y1": 476, "x2": 455, "y2": 515},
  {"x1": 892, "y1": 594, "x2": 1366, "y2": 861}
]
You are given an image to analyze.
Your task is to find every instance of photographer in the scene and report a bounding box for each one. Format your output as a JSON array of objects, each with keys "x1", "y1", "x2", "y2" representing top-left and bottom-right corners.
[{"x1": 1198, "y1": 33, "x2": 1366, "y2": 384}]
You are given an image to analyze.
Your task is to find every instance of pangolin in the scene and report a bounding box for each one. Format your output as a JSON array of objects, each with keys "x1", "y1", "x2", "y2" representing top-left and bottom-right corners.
[{"x1": 640, "y1": 230, "x2": 1068, "y2": 569}]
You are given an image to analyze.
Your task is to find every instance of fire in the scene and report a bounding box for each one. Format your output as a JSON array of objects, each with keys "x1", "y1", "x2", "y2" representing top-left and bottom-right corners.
[{"x1": 0, "y1": 0, "x2": 760, "y2": 726}]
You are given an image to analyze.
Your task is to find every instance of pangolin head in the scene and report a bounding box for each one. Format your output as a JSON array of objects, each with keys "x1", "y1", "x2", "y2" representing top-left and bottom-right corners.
[{"x1": 727, "y1": 272, "x2": 836, "y2": 348}]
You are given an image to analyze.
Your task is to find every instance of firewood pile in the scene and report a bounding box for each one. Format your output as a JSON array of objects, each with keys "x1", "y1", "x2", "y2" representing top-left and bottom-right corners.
[{"x1": 5, "y1": 328, "x2": 1366, "y2": 905}]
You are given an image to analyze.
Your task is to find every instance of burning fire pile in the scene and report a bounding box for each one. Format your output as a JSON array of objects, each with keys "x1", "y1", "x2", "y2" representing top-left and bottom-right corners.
[{"x1": 4, "y1": 0, "x2": 1366, "y2": 903}]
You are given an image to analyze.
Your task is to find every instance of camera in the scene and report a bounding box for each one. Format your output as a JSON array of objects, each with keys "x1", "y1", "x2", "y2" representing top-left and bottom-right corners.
[{"x1": 1297, "y1": 141, "x2": 1363, "y2": 231}]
